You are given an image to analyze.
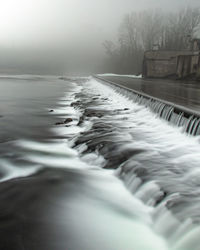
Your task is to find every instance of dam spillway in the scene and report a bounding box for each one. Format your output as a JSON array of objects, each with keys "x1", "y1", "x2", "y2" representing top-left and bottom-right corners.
[
  {"x1": 94, "y1": 75, "x2": 200, "y2": 136},
  {"x1": 1, "y1": 75, "x2": 200, "y2": 249}
]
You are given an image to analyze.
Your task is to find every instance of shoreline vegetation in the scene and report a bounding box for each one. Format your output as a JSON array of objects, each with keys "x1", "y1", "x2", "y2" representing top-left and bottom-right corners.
[{"x1": 103, "y1": 7, "x2": 200, "y2": 79}]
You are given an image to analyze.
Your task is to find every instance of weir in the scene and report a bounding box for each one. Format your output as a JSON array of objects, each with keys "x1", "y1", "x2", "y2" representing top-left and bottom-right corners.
[{"x1": 94, "y1": 75, "x2": 200, "y2": 136}]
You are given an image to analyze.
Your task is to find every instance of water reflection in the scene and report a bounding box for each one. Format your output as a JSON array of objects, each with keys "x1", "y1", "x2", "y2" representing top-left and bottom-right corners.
[{"x1": 101, "y1": 75, "x2": 200, "y2": 112}]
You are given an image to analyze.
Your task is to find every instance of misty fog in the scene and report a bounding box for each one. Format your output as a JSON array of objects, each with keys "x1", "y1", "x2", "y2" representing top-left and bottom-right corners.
[{"x1": 0, "y1": 0, "x2": 200, "y2": 75}]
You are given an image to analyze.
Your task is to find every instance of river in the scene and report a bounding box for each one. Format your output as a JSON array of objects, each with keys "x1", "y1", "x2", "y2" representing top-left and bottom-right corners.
[{"x1": 0, "y1": 75, "x2": 200, "y2": 250}]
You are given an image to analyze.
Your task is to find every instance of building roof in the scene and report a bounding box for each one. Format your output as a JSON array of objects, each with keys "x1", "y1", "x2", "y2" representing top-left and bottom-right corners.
[
  {"x1": 192, "y1": 38, "x2": 200, "y2": 42},
  {"x1": 144, "y1": 50, "x2": 199, "y2": 60}
]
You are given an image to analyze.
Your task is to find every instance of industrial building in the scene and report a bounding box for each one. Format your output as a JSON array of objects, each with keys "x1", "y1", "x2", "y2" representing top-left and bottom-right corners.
[{"x1": 142, "y1": 39, "x2": 200, "y2": 79}]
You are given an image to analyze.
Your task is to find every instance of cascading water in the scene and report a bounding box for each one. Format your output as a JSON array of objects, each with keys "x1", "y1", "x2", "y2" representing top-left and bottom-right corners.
[
  {"x1": 94, "y1": 75, "x2": 200, "y2": 136},
  {"x1": 1, "y1": 75, "x2": 200, "y2": 249},
  {"x1": 68, "y1": 76, "x2": 200, "y2": 250}
]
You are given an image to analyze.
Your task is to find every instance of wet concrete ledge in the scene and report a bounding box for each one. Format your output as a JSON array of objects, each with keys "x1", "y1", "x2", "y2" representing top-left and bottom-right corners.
[{"x1": 93, "y1": 75, "x2": 200, "y2": 135}]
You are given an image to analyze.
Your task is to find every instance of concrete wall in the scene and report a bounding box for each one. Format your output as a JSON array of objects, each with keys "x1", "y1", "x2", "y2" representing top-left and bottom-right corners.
[
  {"x1": 143, "y1": 51, "x2": 179, "y2": 78},
  {"x1": 143, "y1": 50, "x2": 200, "y2": 79},
  {"x1": 191, "y1": 55, "x2": 199, "y2": 74},
  {"x1": 197, "y1": 64, "x2": 200, "y2": 79},
  {"x1": 145, "y1": 58, "x2": 177, "y2": 78},
  {"x1": 177, "y1": 56, "x2": 191, "y2": 78}
]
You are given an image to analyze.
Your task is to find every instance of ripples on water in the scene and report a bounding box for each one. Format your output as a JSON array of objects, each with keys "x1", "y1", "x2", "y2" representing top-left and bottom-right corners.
[{"x1": 0, "y1": 75, "x2": 200, "y2": 249}]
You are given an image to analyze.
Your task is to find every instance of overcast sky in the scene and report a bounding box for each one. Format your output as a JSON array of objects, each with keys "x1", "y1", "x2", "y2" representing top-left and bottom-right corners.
[{"x1": 0, "y1": 0, "x2": 199, "y2": 74}]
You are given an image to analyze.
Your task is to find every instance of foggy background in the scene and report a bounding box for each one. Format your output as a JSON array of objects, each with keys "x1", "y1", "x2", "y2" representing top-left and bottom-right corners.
[{"x1": 0, "y1": 0, "x2": 200, "y2": 75}]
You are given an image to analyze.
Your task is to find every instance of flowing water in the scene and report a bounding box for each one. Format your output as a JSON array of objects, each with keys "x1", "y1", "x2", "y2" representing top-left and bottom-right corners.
[
  {"x1": 95, "y1": 75, "x2": 200, "y2": 136},
  {"x1": 0, "y1": 75, "x2": 200, "y2": 250}
]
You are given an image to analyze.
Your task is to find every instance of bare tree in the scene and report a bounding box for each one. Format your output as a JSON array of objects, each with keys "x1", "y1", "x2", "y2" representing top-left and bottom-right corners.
[
  {"x1": 103, "y1": 40, "x2": 116, "y2": 57},
  {"x1": 140, "y1": 10, "x2": 164, "y2": 50},
  {"x1": 164, "y1": 8, "x2": 200, "y2": 50},
  {"x1": 103, "y1": 7, "x2": 200, "y2": 74}
]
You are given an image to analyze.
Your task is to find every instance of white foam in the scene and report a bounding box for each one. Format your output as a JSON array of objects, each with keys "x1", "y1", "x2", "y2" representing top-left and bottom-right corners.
[
  {"x1": 16, "y1": 140, "x2": 78, "y2": 157},
  {"x1": 0, "y1": 159, "x2": 40, "y2": 183},
  {"x1": 80, "y1": 77, "x2": 200, "y2": 249},
  {"x1": 98, "y1": 73, "x2": 142, "y2": 78}
]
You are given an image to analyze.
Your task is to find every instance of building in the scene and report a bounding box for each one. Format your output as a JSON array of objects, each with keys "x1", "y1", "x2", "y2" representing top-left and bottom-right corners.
[{"x1": 142, "y1": 39, "x2": 200, "y2": 79}]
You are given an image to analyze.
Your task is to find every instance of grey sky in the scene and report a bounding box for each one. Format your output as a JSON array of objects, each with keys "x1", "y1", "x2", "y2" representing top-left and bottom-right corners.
[{"x1": 0, "y1": 0, "x2": 199, "y2": 74}]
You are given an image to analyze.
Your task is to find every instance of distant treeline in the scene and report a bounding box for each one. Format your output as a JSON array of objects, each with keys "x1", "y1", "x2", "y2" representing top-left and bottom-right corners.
[{"x1": 103, "y1": 8, "x2": 200, "y2": 74}]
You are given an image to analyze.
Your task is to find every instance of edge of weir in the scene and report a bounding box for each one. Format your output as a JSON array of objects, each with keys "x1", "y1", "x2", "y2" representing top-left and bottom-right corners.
[
  {"x1": 93, "y1": 75, "x2": 200, "y2": 136},
  {"x1": 93, "y1": 75, "x2": 200, "y2": 119}
]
